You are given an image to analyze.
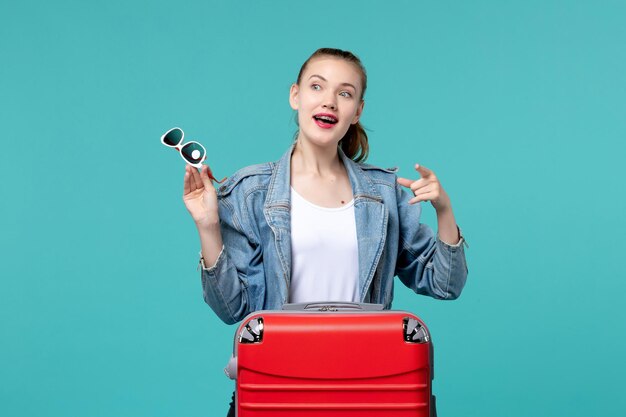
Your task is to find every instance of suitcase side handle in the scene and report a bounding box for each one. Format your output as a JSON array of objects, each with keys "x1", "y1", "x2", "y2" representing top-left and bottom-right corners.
[{"x1": 282, "y1": 302, "x2": 385, "y2": 311}]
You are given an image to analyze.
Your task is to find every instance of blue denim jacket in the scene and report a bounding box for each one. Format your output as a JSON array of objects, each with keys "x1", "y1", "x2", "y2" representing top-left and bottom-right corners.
[{"x1": 199, "y1": 143, "x2": 468, "y2": 324}]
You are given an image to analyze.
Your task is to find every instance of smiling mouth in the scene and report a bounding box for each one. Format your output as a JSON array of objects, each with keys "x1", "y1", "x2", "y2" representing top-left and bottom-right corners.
[{"x1": 313, "y1": 115, "x2": 338, "y2": 124}]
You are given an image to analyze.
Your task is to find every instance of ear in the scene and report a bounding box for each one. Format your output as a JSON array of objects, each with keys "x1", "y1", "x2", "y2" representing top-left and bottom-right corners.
[
  {"x1": 289, "y1": 83, "x2": 299, "y2": 110},
  {"x1": 352, "y1": 99, "x2": 365, "y2": 124}
]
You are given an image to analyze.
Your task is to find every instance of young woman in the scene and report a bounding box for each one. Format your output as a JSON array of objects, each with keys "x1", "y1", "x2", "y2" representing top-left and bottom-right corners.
[{"x1": 182, "y1": 48, "x2": 468, "y2": 415}]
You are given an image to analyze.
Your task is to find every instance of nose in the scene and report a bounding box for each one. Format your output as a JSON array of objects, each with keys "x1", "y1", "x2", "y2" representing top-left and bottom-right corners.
[{"x1": 322, "y1": 93, "x2": 337, "y2": 111}]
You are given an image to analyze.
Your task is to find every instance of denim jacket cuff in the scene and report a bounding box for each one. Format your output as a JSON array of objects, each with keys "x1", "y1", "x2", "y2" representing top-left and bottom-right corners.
[
  {"x1": 437, "y1": 226, "x2": 469, "y2": 249},
  {"x1": 197, "y1": 246, "x2": 225, "y2": 272}
]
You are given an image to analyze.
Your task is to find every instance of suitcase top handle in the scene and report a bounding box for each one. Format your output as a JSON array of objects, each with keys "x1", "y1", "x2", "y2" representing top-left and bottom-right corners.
[{"x1": 282, "y1": 302, "x2": 385, "y2": 312}]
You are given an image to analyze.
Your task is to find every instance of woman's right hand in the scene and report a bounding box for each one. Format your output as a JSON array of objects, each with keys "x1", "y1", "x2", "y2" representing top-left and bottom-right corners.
[{"x1": 183, "y1": 164, "x2": 220, "y2": 227}]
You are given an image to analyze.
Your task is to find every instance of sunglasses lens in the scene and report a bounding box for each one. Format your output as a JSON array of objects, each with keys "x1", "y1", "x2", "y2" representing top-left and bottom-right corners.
[
  {"x1": 181, "y1": 142, "x2": 205, "y2": 165},
  {"x1": 163, "y1": 128, "x2": 183, "y2": 146}
]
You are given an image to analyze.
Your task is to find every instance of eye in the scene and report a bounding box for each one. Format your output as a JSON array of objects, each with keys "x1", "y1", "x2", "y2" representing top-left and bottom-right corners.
[
  {"x1": 340, "y1": 91, "x2": 352, "y2": 98},
  {"x1": 311, "y1": 83, "x2": 321, "y2": 91}
]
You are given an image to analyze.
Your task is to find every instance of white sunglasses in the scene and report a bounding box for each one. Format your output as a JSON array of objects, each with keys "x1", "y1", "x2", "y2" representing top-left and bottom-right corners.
[
  {"x1": 161, "y1": 127, "x2": 207, "y2": 168},
  {"x1": 161, "y1": 127, "x2": 225, "y2": 183}
]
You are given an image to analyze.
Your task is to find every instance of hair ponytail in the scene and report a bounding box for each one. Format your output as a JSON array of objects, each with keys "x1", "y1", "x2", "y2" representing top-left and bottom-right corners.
[
  {"x1": 293, "y1": 47, "x2": 369, "y2": 163},
  {"x1": 340, "y1": 121, "x2": 368, "y2": 163}
]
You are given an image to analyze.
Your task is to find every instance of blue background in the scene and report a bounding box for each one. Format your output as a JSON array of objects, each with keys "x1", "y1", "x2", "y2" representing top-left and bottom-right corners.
[{"x1": 1, "y1": 1, "x2": 624, "y2": 416}]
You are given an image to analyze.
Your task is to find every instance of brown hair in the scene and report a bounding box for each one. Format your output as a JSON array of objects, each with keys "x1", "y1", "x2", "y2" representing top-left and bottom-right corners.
[{"x1": 293, "y1": 47, "x2": 369, "y2": 163}]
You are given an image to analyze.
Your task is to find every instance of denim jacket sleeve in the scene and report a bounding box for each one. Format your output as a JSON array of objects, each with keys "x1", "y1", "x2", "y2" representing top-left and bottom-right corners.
[
  {"x1": 199, "y1": 194, "x2": 264, "y2": 325},
  {"x1": 393, "y1": 181, "x2": 468, "y2": 300}
]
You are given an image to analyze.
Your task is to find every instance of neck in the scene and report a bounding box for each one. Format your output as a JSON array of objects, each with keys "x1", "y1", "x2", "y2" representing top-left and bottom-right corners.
[{"x1": 291, "y1": 136, "x2": 343, "y2": 177}]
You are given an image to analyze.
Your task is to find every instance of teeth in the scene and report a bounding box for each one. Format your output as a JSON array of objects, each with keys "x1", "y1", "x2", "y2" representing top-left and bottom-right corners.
[{"x1": 315, "y1": 115, "x2": 337, "y2": 123}]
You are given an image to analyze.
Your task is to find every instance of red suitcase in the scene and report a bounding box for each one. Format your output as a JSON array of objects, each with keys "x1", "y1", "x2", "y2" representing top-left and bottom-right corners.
[{"x1": 224, "y1": 302, "x2": 436, "y2": 417}]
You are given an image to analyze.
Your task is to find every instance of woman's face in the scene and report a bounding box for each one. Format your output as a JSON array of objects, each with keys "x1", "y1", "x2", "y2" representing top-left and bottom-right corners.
[{"x1": 289, "y1": 57, "x2": 365, "y2": 148}]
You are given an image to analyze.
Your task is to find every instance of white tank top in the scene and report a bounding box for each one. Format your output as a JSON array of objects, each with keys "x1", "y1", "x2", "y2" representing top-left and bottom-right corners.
[{"x1": 289, "y1": 186, "x2": 360, "y2": 303}]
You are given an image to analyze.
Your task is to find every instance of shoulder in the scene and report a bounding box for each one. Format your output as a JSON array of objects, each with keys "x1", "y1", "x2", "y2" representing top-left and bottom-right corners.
[
  {"x1": 358, "y1": 162, "x2": 399, "y2": 175},
  {"x1": 217, "y1": 161, "x2": 274, "y2": 198},
  {"x1": 355, "y1": 161, "x2": 399, "y2": 187}
]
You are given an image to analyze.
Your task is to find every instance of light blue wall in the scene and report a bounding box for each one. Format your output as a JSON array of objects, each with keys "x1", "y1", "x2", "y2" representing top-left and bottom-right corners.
[{"x1": 1, "y1": 1, "x2": 624, "y2": 416}]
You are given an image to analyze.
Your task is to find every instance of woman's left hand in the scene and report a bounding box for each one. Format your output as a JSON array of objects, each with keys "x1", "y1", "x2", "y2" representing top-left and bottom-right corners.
[{"x1": 397, "y1": 164, "x2": 452, "y2": 212}]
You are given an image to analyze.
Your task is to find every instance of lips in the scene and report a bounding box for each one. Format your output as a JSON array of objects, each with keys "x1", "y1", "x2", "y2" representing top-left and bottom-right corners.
[
  {"x1": 313, "y1": 113, "x2": 338, "y2": 128},
  {"x1": 313, "y1": 113, "x2": 338, "y2": 123}
]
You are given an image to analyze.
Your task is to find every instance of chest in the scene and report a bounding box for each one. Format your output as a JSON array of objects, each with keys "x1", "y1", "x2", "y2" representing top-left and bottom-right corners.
[{"x1": 290, "y1": 174, "x2": 353, "y2": 208}]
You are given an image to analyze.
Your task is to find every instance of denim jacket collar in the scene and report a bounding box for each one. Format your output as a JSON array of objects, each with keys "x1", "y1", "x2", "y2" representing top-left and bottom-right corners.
[{"x1": 263, "y1": 142, "x2": 388, "y2": 302}]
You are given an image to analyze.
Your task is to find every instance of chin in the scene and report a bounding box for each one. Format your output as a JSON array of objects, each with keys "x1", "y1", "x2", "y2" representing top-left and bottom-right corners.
[
  {"x1": 301, "y1": 124, "x2": 348, "y2": 148},
  {"x1": 303, "y1": 133, "x2": 341, "y2": 149}
]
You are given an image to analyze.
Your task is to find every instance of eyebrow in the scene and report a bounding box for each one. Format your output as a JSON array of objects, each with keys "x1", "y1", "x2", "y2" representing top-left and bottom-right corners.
[{"x1": 308, "y1": 74, "x2": 357, "y2": 91}]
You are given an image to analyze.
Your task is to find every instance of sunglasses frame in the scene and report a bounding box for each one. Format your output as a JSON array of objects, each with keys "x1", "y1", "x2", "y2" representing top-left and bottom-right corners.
[
  {"x1": 161, "y1": 127, "x2": 207, "y2": 169},
  {"x1": 161, "y1": 126, "x2": 226, "y2": 184}
]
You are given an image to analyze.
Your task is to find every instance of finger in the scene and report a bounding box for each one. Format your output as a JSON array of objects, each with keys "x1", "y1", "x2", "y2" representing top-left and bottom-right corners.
[
  {"x1": 409, "y1": 191, "x2": 437, "y2": 205},
  {"x1": 188, "y1": 165, "x2": 200, "y2": 192},
  {"x1": 183, "y1": 168, "x2": 192, "y2": 195},
  {"x1": 415, "y1": 164, "x2": 433, "y2": 178},
  {"x1": 408, "y1": 178, "x2": 427, "y2": 193},
  {"x1": 199, "y1": 165, "x2": 214, "y2": 190},
  {"x1": 190, "y1": 165, "x2": 204, "y2": 190},
  {"x1": 409, "y1": 184, "x2": 437, "y2": 203},
  {"x1": 397, "y1": 177, "x2": 414, "y2": 188},
  {"x1": 414, "y1": 183, "x2": 436, "y2": 196},
  {"x1": 398, "y1": 177, "x2": 428, "y2": 193}
]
